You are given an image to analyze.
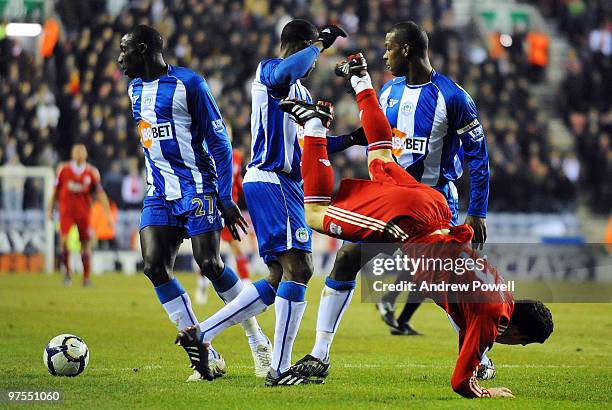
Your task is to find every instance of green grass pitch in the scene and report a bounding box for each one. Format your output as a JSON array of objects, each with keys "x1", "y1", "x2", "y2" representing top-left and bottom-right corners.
[{"x1": 1, "y1": 273, "x2": 611, "y2": 409}]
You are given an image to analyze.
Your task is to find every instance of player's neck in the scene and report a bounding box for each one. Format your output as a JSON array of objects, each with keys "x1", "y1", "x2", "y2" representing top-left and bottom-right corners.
[
  {"x1": 405, "y1": 60, "x2": 434, "y2": 85},
  {"x1": 142, "y1": 56, "x2": 168, "y2": 81},
  {"x1": 71, "y1": 160, "x2": 86, "y2": 173}
]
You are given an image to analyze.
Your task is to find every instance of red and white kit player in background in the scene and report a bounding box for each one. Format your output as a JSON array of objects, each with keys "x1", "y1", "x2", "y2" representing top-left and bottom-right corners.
[
  {"x1": 195, "y1": 127, "x2": 253, "y2": 304},
  {"x1": 47, "y1": 143, "x2": 112, "y2": 287}
]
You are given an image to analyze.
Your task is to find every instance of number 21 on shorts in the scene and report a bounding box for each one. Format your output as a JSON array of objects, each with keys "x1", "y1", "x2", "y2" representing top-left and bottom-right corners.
[{"x1": 192, "y1": 196, "x2": 213, "y2": 216}]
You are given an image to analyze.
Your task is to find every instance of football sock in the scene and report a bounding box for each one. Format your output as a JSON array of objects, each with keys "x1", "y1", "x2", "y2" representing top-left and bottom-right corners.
[
  {"x1": 397, "y1": 296, "x2": 424, "y2": 325},
  {"x1": 350, "y1": 71, "x2": 373, "y2": 94},
  {"x1": 210, "y1": 265, "x2": 268, "y2": 347},
  {"x1": 311, "y1": 277, "x2": 356, "y2": 362},
  {"x1": 355, "y1": 87, "x2": 393, "y2": 151},
  {"x1": 197, "y1": 275, "x2": 209, "y2": 291},
  {"x1": 61, "y1": 249, "x2": 70, "y2": 275},
  {"x1": 236, "y1": 255, "x2": 250, "y2": 280},
  {"x1": 81, "y1": 251, "x2": 90, "y2": 281},
  {"x1": 154, "y1": 278, "x2": 198, "y2": 329},
  {"x1": 303, "y1": 118, "x2": 333, "y2": 204},
  {"x1": 210, "y1": 265, "x2": 243, "y2": 303},
  {"x1": 272, "y1": 281, "x2": 308, "y2": 375},
  {"x1": 199, "y1": 279, "x2": 276, "y2": 343}
]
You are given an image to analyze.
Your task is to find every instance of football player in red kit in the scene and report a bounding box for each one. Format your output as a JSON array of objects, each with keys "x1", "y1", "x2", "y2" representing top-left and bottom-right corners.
[
  {"x1": 219, "y1": 147, "x2": 251, "y2": 281},
  {"x1": 47, "y1": 143, "x2": 112, "y2": 286},
  {"x1": 279, "y1": 54, "x2": 553, "y2": 398}
]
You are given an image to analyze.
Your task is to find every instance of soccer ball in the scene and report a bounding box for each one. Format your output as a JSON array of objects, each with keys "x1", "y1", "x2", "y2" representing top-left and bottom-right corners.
[{"x1": 43, "y1": 334, "x2": 89, "y2": 376}]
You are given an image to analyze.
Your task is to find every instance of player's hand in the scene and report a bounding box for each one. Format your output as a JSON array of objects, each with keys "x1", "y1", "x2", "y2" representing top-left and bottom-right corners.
[
  {"x1": 316, "y1": 25, "x2": 347, "y2": 50},
  {"x1": 219, "y1": 199, "x2": 249, "y2": 241},
  {"x1": 464, "y1": 215, "x2": 486, "y2": 250},
  {"x1": 487, "y1": 387, "x2": 514, "y2": 398}
]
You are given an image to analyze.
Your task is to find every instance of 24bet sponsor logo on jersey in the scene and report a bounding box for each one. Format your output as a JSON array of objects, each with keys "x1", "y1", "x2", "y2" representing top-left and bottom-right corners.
[{"x1": 138, "y1": 120, "x2": 174, "y2": 149}]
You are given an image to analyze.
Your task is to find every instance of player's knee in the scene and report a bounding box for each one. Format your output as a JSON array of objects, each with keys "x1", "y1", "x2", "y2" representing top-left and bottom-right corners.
[
  {"x1": 142, "y1": 262, "x2": 170, "y2": 286},
  {"x1": 330, "y1": 245, "x2": 361, "y2": 281},
  {"x1": 198, "y1": 256, "x2": 224, "y2": 280},
  {"x1": 286, "y1": 256, "x2": 314, "y2": 284}
]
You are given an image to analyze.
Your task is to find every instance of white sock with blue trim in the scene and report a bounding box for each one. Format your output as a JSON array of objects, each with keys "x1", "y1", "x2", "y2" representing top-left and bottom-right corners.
[
  {"x1": 210, "y1": 266, "x2": 269, "y2": 348},
  {"x1": 199, "y1": 279, "x2": 276, "y2": 343},
  {"x1": 271, "y1": 281, "x2": 308, "y2": 376},
  {"x1": 154, "y1": 278, "x2": 199, "y2": 329},
  {"x1": 311, "y1": 277, "x2": 355, "y2": 362}
]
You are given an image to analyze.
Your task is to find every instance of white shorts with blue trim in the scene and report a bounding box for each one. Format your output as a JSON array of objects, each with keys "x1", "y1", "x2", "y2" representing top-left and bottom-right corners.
[{"x1": 243, "y1": 167, "x2": 312, "y2": 264}]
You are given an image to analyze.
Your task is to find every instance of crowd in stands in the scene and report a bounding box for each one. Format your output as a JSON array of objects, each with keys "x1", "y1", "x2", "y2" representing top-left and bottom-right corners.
[
  {"x1": 525, "y1": 0, "x2": 611, "y2": 213},
  {"x1": 0, "y1": 0, "x2": 608, "y2": 214}
]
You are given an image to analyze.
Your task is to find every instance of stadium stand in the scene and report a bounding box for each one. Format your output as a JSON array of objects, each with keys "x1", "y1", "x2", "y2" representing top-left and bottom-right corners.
[{"x1": 0, "y1": 0, "x2": 609, "y2": 217}]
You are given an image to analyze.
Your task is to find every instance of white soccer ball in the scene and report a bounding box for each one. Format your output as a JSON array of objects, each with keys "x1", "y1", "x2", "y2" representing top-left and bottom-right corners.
[{"x1": 43, "y1": 334, "x2": 89, "y2": 377}]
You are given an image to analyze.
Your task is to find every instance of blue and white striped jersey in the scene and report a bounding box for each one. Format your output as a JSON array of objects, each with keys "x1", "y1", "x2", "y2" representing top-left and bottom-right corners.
[
  {"x1": 128, "y1": 65, "x2": 232, "y2": 202},
  {"x1": 379, "y1": 71, "x2": 489, "y2": 217},
  {"x1": 248, "y1": 58, "x2": 313, "y2": 181}
]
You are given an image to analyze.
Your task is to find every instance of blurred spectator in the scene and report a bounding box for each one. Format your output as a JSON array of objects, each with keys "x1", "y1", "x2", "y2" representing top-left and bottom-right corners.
[{"x1": 121, "y1": 157, "x2": 145, "y2": 208}]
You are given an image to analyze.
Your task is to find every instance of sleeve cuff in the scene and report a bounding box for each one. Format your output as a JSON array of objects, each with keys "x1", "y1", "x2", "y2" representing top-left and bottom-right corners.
[{"x1": 467, "y1": 210, "x2": 487, "y2": 218}]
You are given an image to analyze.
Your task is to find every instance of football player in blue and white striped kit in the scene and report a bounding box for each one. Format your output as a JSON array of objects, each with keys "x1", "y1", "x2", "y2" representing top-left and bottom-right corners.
[
  {"x1": 294, "y1": 22, "x2": 495, "y2": 381},
  {"x1": 184, "y1": 20, "x2": 350, "y2": 386},
  {"x1": 118, "y1": 25, "x2": 271, "y2": 381}
]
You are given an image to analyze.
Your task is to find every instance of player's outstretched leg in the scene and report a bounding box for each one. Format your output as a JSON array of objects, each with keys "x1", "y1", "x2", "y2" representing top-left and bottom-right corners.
[
  {"x1": 335, "y1": 53, "x2": 394, "y2": 163},
  {"x1": 192, "y1": 231, "x2": 272, "y2": 378}
]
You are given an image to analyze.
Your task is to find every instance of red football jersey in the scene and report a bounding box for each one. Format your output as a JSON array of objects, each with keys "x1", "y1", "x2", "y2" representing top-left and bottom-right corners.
[
  {"x1": 322, "y1": 160, "x2": 452, "y2": 243},
  {"x1": 55, "y1": 162, "x2": 102, "y2": 216},
  {"x1": 408, "y1": 228, "x2": 515, "y2": 398}
]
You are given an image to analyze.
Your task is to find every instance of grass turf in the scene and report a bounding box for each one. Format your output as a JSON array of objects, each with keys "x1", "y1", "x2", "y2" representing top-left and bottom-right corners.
[{"x1": 0, "y1": 273, "x2": 610, "y2": 409}]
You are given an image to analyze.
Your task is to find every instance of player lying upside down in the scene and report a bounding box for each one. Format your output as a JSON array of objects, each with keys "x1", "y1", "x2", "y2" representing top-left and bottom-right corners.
[{"x1": 278, "y1": 54, "x2": 554, "y2": 398}]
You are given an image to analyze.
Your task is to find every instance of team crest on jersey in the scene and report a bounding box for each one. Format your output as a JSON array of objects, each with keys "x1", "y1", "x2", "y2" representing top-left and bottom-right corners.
[
  {"x1": 207, "y1": 215, "x2": 215, "y2": 224},
  {"x1": 329, "y1": 223, "x2": 342, "y2": 235},
  {"x1": 401, "y1": 102, "x2": 414, "y2": 114},
  {"x1": 295, "y1": 227, "x2": 310, "y2": 243},
  {"x1": 138, "y1": 120, "x2": 173, "y2": 149},
  {"x1": 143, "y1": 96, "x2": 154, "y2": 106},
  {"x1": 212, "y1": 119, "x2": 225, "y2": 133}
]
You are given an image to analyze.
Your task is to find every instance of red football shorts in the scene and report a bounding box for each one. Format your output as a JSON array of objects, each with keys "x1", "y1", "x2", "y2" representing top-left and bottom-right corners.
[
  {"x1": 322, "y1": 160, "x2": 452, "y2": 243},
  {"x1": 59, "y1": 210, "x2": 92, "y2": 241}
]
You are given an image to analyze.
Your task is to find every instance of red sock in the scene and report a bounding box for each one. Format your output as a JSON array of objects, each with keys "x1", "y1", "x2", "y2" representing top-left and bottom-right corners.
[
  {"x1": 61, "y1": 249, "x2": 71, "y2": 275},
  {"x1": 356, "y1": 88, "x2": 393, "y2": 150},
  {"x1": 236, "y1": 255, "x2": 250, "y2": 279},
  {"x1": 81, "y1": 251, "x2": 90, "y2": 281},
  {"x1": 302, "y1": 136, "x2": 334, "y2": 203}
]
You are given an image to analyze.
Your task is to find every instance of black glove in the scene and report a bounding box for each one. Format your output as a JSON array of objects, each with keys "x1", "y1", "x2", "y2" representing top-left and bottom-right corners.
[
  {"x1": 348, "y1": 127, "x2": 368, "y2": 146},
  {"x1": 317, "y1": 25, "x2": 347, "y2": 50}
]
